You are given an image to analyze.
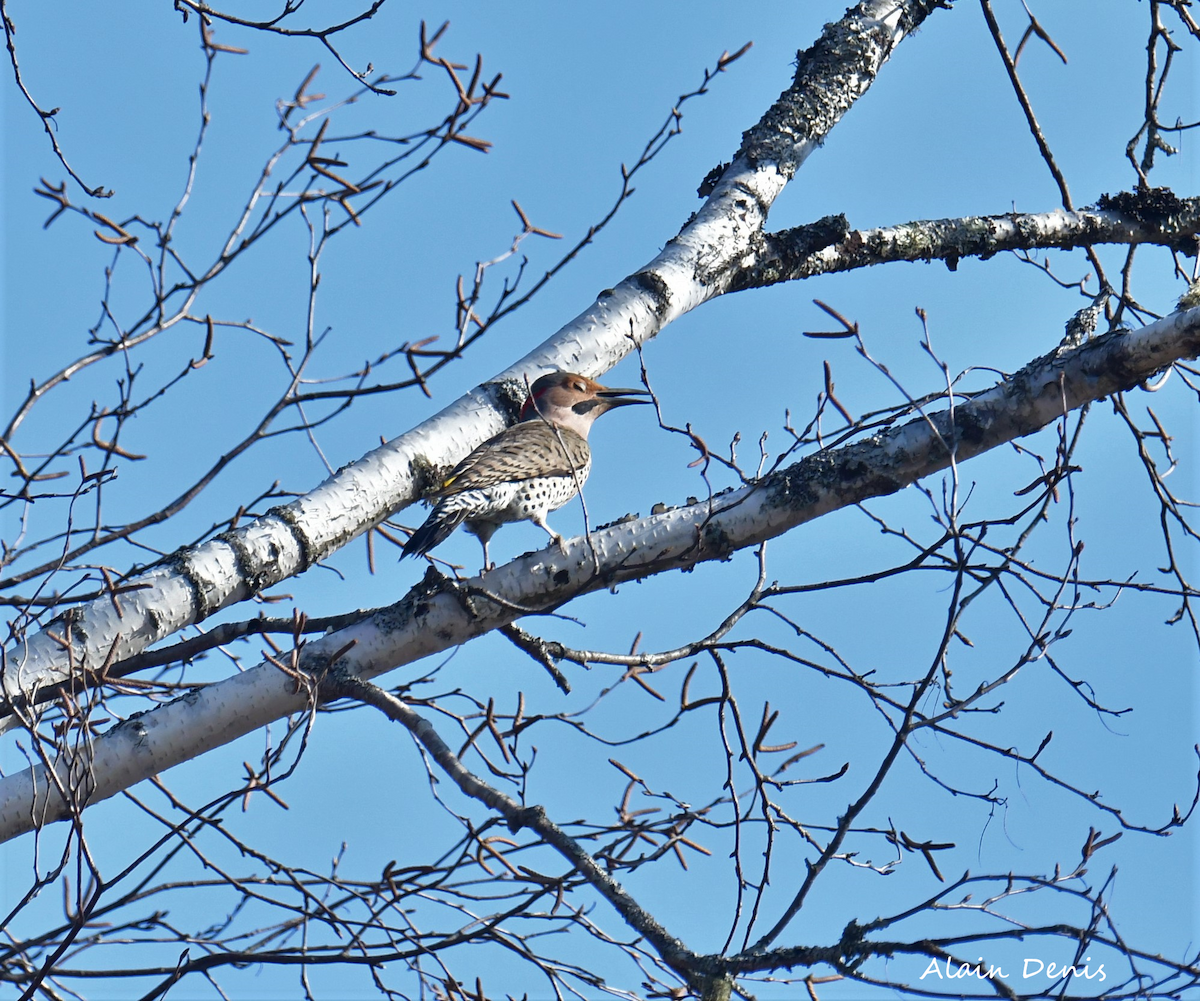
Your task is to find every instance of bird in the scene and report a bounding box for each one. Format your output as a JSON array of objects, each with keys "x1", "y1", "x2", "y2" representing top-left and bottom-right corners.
[{"x1": 401, "y1": 371, "x2": 651, "y2": 569}]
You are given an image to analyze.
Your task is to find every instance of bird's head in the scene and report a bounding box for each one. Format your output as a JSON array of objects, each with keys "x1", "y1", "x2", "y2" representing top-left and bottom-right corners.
[{"x1": 519, "y1": 371, "x2": 651, "y2": 437}]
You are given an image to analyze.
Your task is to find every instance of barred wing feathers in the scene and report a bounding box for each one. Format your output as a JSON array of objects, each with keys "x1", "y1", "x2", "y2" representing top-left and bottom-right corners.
[{"x1": 436, "y1": 422, "x2": 591, "y2": 495}]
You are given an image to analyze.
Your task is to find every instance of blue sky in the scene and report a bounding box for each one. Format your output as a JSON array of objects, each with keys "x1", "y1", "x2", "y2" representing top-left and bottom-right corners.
[{"x1": 2, "y1": 1, "x2": 1198, "y2": 998}]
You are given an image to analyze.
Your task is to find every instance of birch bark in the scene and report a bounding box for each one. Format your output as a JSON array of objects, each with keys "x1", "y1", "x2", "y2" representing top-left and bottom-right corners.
[
  {"x1": 3, "y1": 304, "x2": 1195, "y2": 843},
  {"x1": 1, "y1": 0, "x2": 947, "y2": 720}
]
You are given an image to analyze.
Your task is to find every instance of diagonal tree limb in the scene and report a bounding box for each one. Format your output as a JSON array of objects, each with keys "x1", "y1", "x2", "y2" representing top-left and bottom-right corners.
[
  {"x1": 2, "y1": 303, "x2": 1196, "y2": 844},
  {"x1": 1, "y1": 0, "x2": 950, "y2": 723}
]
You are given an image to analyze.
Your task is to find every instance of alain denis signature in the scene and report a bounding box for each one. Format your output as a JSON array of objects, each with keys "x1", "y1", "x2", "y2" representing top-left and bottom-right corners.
[{"x1": 920, "y1": 957, "x2": 1106, "y2": 982}]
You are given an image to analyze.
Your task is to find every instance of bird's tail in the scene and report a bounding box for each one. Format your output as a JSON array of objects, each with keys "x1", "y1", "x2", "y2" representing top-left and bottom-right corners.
[{"x1": 401, "y1": 504, "x2": 469, "y2": 559}]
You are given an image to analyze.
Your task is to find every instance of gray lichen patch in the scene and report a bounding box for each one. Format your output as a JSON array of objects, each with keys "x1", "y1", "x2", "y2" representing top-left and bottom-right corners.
[
  {"x1": 266, "y1": 505, "x2": 315, "y2": 574},
  {"x1": 485, "y1": 376, "x2": 532, "y2": 426},
  {"x1": 701, "y1": 520, "x2": 737, "y2": 561},
  {"x1": 633, "y1": 270, "x2": 672, "y2": 320},
  {"x1": 407, "y1": 453, "x2": 444, "y2": 499},
  {"x1": 166, "y1": 547, "x2": 211, "y2": 618}
]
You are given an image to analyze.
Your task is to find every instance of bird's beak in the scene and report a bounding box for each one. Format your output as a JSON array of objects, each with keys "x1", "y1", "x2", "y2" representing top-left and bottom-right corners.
[{"x1": 595, "y1": 386, "x2": 653, "y2": 409}]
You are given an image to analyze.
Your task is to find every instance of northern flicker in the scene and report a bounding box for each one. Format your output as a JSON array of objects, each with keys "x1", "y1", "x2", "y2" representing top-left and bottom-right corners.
[{"x1": 401, "y1": 372, "x2": 651, "y2": 568}]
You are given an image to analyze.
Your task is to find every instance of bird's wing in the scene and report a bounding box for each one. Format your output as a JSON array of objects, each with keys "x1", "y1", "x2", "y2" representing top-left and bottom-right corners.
[{"x1": 436, "y1": 422, "x2": 590, "y2": 495}]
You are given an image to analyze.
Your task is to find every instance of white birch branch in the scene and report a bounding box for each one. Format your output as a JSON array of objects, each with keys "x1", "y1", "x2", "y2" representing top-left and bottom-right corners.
[
  {"x1": 1, "y1": 0, "x2": 944, "y2": 723},
  {"x1": 734, "y1": 194, "x2": 1200, "y2": 289},
  {"x1": 2, "y1": 304, "x2": 1196, "y2": 844}
]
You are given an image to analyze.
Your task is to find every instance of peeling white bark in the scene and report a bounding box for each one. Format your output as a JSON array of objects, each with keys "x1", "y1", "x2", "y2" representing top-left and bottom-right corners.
[
  {"x1": 2, "y1": 305, "x2": 1196, "y2": 844},
  {"x1": 1, "y1": 0, "x2": 936, "y2": 722}
]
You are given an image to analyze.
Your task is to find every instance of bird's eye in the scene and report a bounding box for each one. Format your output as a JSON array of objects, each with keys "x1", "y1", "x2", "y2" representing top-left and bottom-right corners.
[{"x1": 573, "y1": 381, "x2": 586, "y2": 392}]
